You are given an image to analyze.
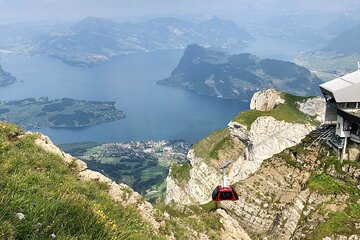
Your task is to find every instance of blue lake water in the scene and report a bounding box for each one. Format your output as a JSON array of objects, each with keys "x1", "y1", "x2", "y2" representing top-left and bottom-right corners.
[{"x1": 0, "y1": 50, "x2": 248, "y2": 144}]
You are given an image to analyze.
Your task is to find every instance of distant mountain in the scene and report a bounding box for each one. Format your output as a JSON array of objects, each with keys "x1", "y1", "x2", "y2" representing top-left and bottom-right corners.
[
  {"x1": 295, "y1": 24, "x2": 360, "y2": 76},
  {"x1": 258, "y1": 13, "x2": 329, "y2": 47},
  {"x1": 0, "y1": 65, "x2": 16, "y2": 87},
  {"x1": 158, "y1": 44, "x2": 322, "y2": 100},
  {"x1": 17, "y1": 16, "x2": 253, "y2": 67},
  {"x1": 322, "y1": 25, "x2": 360, "y2": 55},
  {"x1": 322, "y1": 16, "x2": 360, "y2": 37}
]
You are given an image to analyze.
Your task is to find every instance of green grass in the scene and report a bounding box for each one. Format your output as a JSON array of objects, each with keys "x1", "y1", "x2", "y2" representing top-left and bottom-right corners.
[
  {"x1": 307, "y1": 173, "x2": 360, "y2": 196},
  {"x1": 60, "y1": 142, "x2": 100, "y2": 157},
  {"x1": 193, "y1": 128, "x2": 233, "y2": 161},
  {"x1": 169, "y1": 163, "x2": 191, "y2": 187},
  {"x1": 0, "y1": 122, "x2": 159, "y2": 239},
  {"x1": 155, "y1": 203, "x2": 222, "y2": 240},
  {"x1": 232, "y1": 93, "x2": 316, "y2": 129},
  {"x1": 308, "y1": 203, "x2": 360, "y2": 239}
]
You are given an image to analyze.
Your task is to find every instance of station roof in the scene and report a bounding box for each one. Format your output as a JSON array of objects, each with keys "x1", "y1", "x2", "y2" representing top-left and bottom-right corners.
[{"x1": 320, "y1": 70, "x2": 360, "y2": 103}]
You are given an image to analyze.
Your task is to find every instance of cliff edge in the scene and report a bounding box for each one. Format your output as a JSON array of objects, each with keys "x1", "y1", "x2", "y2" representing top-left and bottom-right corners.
[{"x1": 164, "y1": 90, "x2": 360, "y2": 239}]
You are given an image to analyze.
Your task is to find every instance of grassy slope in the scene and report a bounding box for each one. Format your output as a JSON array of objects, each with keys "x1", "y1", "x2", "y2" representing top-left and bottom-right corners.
[
  {"x1": 169, "y1": 163, "x2": 191, "y2": 187},
  {"x1": 168, "y1": 129, "x2": 234, "y2": 186},
  {"x1": 155, "y1": 201, "x2": 221, "y2": 240},
  {"x1": 0, "y1": 122, "x2": 225, "y2": 240},
  {"x1": 0, "y1": 122, "x2": 159, "y2": 240},
  {"x1": 193, "y1": 128, "x2": 233, "y2": 162},
  {"x1": 232, "y1": 93, "x2": 316, "y2": 129}
]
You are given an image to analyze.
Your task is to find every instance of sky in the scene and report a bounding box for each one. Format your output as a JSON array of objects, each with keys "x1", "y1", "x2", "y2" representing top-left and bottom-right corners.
[{"x1": 0, "y1": 0, "x2": 359, "y2": 24}]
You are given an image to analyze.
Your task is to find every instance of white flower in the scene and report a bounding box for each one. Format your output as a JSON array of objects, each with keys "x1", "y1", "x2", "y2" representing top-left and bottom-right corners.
[
  {"x1": 16, "y1": 213, "x2": 25, "y2": 220},
  {"x1": 51, "y1": 233, "x2": 56, "y2": 239}
]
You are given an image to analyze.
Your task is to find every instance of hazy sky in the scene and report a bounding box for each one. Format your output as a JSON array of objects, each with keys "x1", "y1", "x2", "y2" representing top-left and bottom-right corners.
[{"x1": 0, "y1": 0, "x2": 359, "y2": 24}]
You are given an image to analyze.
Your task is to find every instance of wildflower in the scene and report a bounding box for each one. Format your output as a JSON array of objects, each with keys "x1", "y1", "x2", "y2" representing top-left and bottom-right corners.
[
  {"x1": 50, "y1": 233, "x2": 56, "y2": 239},
  {"x1": 16, "y1": 213, "x2": 25, "y2": 220}
]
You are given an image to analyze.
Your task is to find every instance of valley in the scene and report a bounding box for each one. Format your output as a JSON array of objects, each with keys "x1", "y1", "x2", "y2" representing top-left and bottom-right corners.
[{"x1": 61, "y1": 140, "x2": 189, "y2": 202}]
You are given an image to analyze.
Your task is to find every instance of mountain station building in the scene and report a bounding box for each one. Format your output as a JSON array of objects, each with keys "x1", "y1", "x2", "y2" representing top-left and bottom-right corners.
[{"x1": 320, "y1": 67, "x2": 360, "y2": 160}]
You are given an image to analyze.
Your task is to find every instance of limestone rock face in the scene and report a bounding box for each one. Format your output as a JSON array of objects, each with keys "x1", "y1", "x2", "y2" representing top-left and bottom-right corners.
[
  {"x1": 250, "y1": 89, "x2": 284, "y2": 111},
  {"x1": 165, "y1": 173, "x2": 193, "y2": 205},
  {"x1": 109, "y1": 183, "x2": 162, "y2": 229},
  {"x1": 228, "y1": 117, "x2": 315, "y2": 183},
  {"x1": 216, "y1": 209, "x2": 252, "y2": 240},
  {"x1": 298, "y1": 96, "x2": 326, "y2": 122},
  {"x1": 165, "y1": 149, "x2": 221, "y2": 204},
  {"x1": 348, "y1": 143, "x2": 360, "y2": 161},
  {"x1": 166, "y1": 116, "x2": 314, "y2": 206},
  {"x1": 34, "y1": 133, "x2": 75, "y2": 164},
  {"x1": 322, "y1": 235, "x2": 360, "y2": 240},
  {"x1": 78, "y1": 169, "x2": 113, "y2": 184}
]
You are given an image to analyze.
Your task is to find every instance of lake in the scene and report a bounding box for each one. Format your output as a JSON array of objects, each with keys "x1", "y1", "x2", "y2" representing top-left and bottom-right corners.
[{"x1": 0, "y1": 50, "x2": 247, "y2": 144}]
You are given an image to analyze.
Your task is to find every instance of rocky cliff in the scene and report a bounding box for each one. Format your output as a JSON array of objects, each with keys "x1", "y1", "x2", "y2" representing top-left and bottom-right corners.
[
  {"x1": 166, "y1": 90, "x2": 324, "y2": 205},
  {"x1": 164, "y1": 90, "x2": 360, "y2": 239}
]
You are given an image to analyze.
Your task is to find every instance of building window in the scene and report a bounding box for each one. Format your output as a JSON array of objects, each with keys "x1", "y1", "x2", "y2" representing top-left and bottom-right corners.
[
  {"x1": 338, "y1": 103, "x2": 345, "y2": 109},
  {"x1": 348, "y1": 102, "x2": 357, "y2": 109},
  {"x1": 351, "y1": 123, "x2": 359, "y2": 136}
]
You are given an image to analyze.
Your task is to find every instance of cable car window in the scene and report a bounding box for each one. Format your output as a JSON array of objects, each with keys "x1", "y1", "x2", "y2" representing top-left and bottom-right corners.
[
  {"x1": 220, "y1": 191, "x2": 233, "y2": 200},
  {"x1": 212, "y1": 187, "x2": 219, "y2": 200}
]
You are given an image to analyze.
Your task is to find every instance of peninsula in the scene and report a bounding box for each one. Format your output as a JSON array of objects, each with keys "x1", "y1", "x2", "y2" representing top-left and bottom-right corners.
[{"x1": 0, "y1": 98, "x2": 125, "y2": 129}]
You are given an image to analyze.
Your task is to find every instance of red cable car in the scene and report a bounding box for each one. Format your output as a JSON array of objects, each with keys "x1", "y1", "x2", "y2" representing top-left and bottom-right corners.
[
  {"x1": 211, "y1": 160, "x2": 239, "y2": 202},
  {"x1": 212, "y1": 185, "x2": 239, "y2": 201}
]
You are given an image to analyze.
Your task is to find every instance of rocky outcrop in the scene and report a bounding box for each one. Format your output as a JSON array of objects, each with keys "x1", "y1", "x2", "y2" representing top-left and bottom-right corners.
[
  {"x1": 164, "y1": 89, "x2": 333, "y2": 239},
  {"x1": 348, "y1": 142, "x2": 360, "y2": 161},
  {"x1": 165, "y1": 149, "x2": 222, "y2": 204},
  {"x1": 250, "y1": 89, "x2": 285, "y2": 111},
  {"x1": 228, "y1": 117, "x2": 315, "y2": 183},
  {"x1": 322, "y1": 235, "x2": 360, "y2": 240},
  {"x1": 165, "y1": 117, "x2": 314, "y2": 205},
  {"x1": 216, "y1": 209, "x2": 252, "y2": 240},
  {"x1": 298, "y1": 96, "x2": 326, "y2": 122},
  {"x1": 166, "y1": 90, "x2": 316, "y2": 205},
  {"x1": 165, "y1": 174, "x2": 193, "y2": 205},
  {"x1": 34, "y1": 133, "x2": 87, "y2": 171},
  {"x1": 220, "y1": 148, "x2": 314, "y2": 239}
]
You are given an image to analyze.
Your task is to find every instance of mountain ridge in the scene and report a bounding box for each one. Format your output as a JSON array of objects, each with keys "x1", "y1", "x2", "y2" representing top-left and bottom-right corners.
[
  {"x1": 0, "y1": 16, "x2": 253, "y2": 67},
  {"x1": 158, "y1": 44, "x2": 322, "y2": 100}
]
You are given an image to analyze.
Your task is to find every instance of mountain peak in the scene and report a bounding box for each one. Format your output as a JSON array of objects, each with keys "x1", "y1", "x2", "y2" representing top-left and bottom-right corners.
[{"x1": 159, "y1": 44, "x2": 322, "y2": 99}]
